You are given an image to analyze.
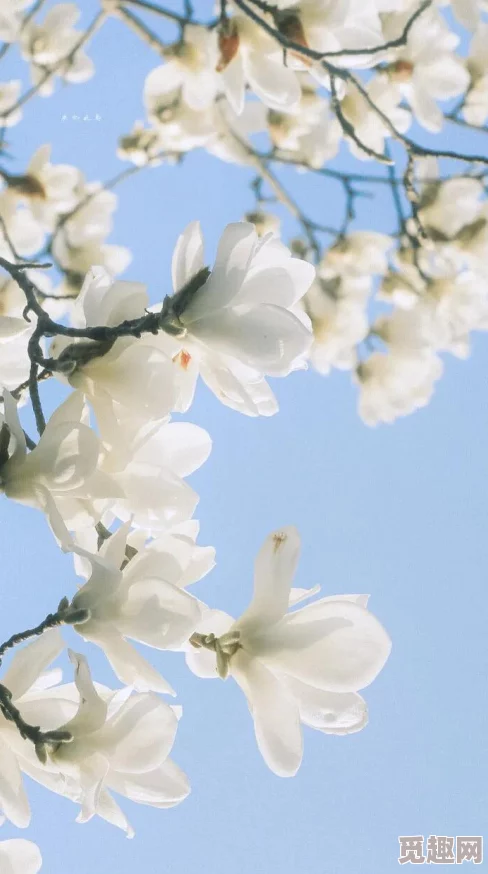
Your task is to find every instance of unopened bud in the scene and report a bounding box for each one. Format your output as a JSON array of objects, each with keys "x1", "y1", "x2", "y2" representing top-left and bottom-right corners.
[
  {"x1": 274, "y1": 10, "x2": 309, "y2": 56},
  {"x1": 217, "y1": 19, "x2": 240, "y2": 73}
]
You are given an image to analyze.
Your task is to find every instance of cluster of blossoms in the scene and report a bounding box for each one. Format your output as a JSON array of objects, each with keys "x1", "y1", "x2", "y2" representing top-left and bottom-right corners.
[
  {"x1": 0, "y1": 219, "x2": 391, "y2": 869},
  {"x1": 0, "y1": 0, "x2": 487, "y2": 869}
]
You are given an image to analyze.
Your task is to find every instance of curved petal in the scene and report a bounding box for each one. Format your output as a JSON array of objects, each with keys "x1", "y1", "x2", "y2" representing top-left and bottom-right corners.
[
  {"x1": 245, "y1": 50, "x2": 300, "y2": 111},
  {"x1": 232, "y1": 650, "x2": 302, "y2": 777},
  {"x1": 171, "y1": 221, "x2": 205, "y2": 293},
  {"x1": 188, "y1": 304, "x2": 312, "y2": 376},
  {"x1": 0, "y1": 737, "x2": 30, "y2": 828},
  {"x1": 101, "y1": 692, "x2": 177, "y2": 773},
  {"x1": 286, "y1": 677, "x2": 368, "y2": 735},
  {"x1": 267, "y1": 600, "x2": 392, "y2": 693},
  {"x1": 2, "y1": 629, "x2": 64, "y2": 700},
  {"x1": 108, "y1": 757, "x2": 190, "y2": 807},
  {"x1": 182, "y1": 223, "x2": 257, "y2": 321},
  {"x1": 238, "y1": 526, "x2": 301, "y2": 633},
  {"x1": 95, "y1": 633, "x2": 176, "y2": 695},
  {"x1": 0, "y1": 840, "x2": 42, "y2": 874}
]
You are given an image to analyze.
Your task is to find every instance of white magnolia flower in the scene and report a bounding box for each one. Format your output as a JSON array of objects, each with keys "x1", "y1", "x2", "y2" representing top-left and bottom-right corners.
[
  {"x1": 143, "y1": 79, "x2": 216, "y2": 153},
  {"x1": 464, "y1": 23, "x2": 488, "y2": 127},
  {"x1": 0, "y1": 81, "x2": 22, "y2": 127},
  {"x1": 145, "y1": 26, "x2": 219, "y2": 111},
  {"x1": 0, "y1": 840, "x2": 42, "y2": 874},
  {"x1": 51, "y1": 269, "x2": 175, "y2": 427},
  {"x1": 1, "y1": 145, "x2": 82, "y2": 232},
  {"x1": 100, "y1": 415, "x2": 212, "y2": 531},
  {"x1": 383, "y1": 9, "x2": 469, "y2": 133},
  {"x1": 340, "y1": 75, "x2": 411, "y2": 160},
  {"x1": 206, "y1": 100, "x2": 268, "y2": 166},
  {"x1": 187, "y1": 527, "x2": 391, "y2": 776},
  {"x1": 45, "y1": 651, "x2": 189, "y2": 835},
  {"x1": 0, "y1": 390, "x2": 122, "y2": 545},
  {"x1": 267, "y1": 85, "x2": 341, "y2": 169},
  {"x1": 304, "y1": 276, "x2": 369, "y2": 374},
  {"x1": 51, "y1": 235, "x2": 131, "y2": 295},
  {"x1": 440, "y1": 0, "x2": 481, "y2": 30},
  {"x1": 68, "y1": 523, "x2": 203, "y2": 693},
  {"x1": 356, "y1": 349, "x2": 443, "y2": 425},
  {"x1": 57, "y1": 185, "x2": 118, "y2": 246},
  {"x1": 0, "y1": 630, "x2": 72, "y2": 828},
  {"x1": 0, "y1": 0, "x2": 31, "y2": 43},
  {"x1": 162, "y1": 221, "x2": 314, "y2": 416},
  {"x1": 117, "y1": 122, "x2": 167, "y2": 167},
  {"x1": 0, "y1": 195, "x2": 45, "y2": 258},
  {"x1": 21, "y1": 4, "x2": 95, "y2": 96},
  {"x1": 274, "y1": 0, "x2": 384, "y2": 73},
  {"x1": 325, "y1": 232, "x2": 392, "y2": 277},
  {"x1": 216, "y1": 14, "x2": 300, "y2": 115}
]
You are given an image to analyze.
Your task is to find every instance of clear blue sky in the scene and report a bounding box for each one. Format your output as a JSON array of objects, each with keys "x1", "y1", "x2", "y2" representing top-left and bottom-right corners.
[{"x1": 1, "y1": 2, "x2": 487, "y2": 872}]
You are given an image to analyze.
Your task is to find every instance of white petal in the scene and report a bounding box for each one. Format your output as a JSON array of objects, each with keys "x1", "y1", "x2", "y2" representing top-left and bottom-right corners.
[
  {"x1": 108, "y1": 757, "x2": 190, "y2": 807},
  {"x1": 267, "y1": 599, "x2": 392, "y2": 693},
  {"x1": 221, "y1": 54, "x2": 245, "y2": 115},
  {"x1": 2, "y1": 629, "x2": 64, "y2": 700},
  {"x1": 0, "y1": 737, "x2": 30, "y2": 828},
  {"x1": 189, "y1": 304, "x2": 311, "y2": 375},
  {"x1": 0, "y1": 840, "x2": 42, "y2": 874},
  {"x1": 171, "y1": 221, "x2": 205, "y2": 293},
  {"x1": 95, "y1": 634, "x2": 176, "y2": 695},
  {"x1": 238, "y1": 526, "x2": 301, "y2": 633},
  {"x1": 232, "y1": 650, "x2": 302, "y2": 777},
  {"x1": 183, "y1": 223, "x2": 257, "y2": 321},
  {"x1": 286, "y1": 678, "x2": 368, "y2": 734},
  {"x1": 101, "y1": 692, "x2": 177, "y2": 773},
  {"x1": 245, "y1": 51, "x2": 300, "y2": 111}
]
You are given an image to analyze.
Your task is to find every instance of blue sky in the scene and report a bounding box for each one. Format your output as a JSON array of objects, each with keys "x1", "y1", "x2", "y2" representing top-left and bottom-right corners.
[{"x1": 0, "y1": 2, "x2": 487, "y2": 872}]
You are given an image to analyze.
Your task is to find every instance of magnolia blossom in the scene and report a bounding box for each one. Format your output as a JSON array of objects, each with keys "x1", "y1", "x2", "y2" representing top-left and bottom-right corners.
[
  {"x1": 274, "y1": 0, "x2": 384, "y2": 73},
  {"x1": 0, "y1": 390, "x2": 121, "y2": 544},
  {"x1": 0, "y1": 194, "x2": 45, "y2": 258},
  {"x1": 0, "y1": 0, "x2": 31, "y2": 43},
  {"x1": 266, "y1": 85, "x2": 341, "y2": 169},
  {"x1": 441, "y1": 0, "x2": 482, "y2": 30},
  {"x1": 21, "y1": 4, "x2": 95, "y2": 95},
  {"x1": 145, "y1": 26, "x2": 219, "y2": 112},
  {"x1": 50, "y1": 269, "x2": 175, "y2": 428},
  {"x1": 0, "y1": 841, "x2": 42, "y2": 874},
  {"x1": 464, "y1": 23, "x2": 488, "y2": 126},
  {"x1": 0, "y1": 630, "x2": 71, "y2": 828},
  {"x1": 43, "y1": 651, "x2": 189, "y2": 835},
  {"x1": 100, "y1": 415, "x2": 212, "y2": 530},
  {"x1": 0, "y1": 81, "x2": 22, "y2": 127},
  {"x1": 383, "y1": 8, "x2": 469, "y2": 133},
  {"x1": 117, "y1": 122, "x2": 167, "y2": 167},
  {"x1": 417, "y1": 176, "x2": 484, "y2": 243},
  {"x1": 1, "y1": 145, "x2": 82, "y2": 232},
  {"x1": 162, "y1": 220, "x2": 314, "y2": 416},
  {"x1": 68, "y1": 523, "x2": 204, "y2": 693},
  {"x1": 340, "y1": 75, "x2": 411, "y2": 160},
  {"x1": 143, "y1": 78, "x2": 217, "y2": 153},
  {"x1": 187, "y1": 527, "x2": 391, "y2": 776},
  {"x1": 216, "y1": 14, "x2": 300, "y2": 115},
  {"x1": 355, "y1": 349, "x2": 443, "y2": 425},
  {"x1": 304, "y1": 276, "x2": 369, "y2": 374}
]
